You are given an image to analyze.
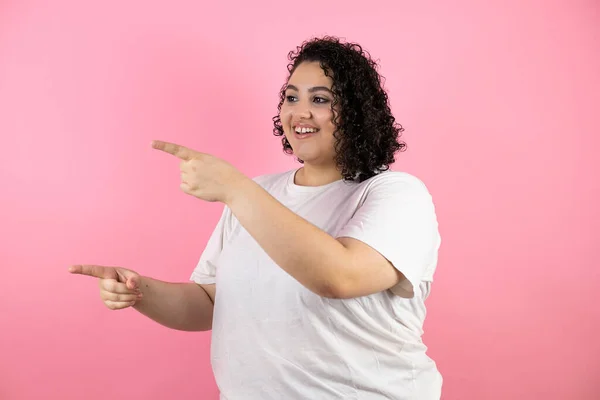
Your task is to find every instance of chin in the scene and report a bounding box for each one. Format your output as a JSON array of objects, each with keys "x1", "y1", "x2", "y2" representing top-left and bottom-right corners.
[{"x1": 297, "y1": 155, "x2": 324, "y2": 165}]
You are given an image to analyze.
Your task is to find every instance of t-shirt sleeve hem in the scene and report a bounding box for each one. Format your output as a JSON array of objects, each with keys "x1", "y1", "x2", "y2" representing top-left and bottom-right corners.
[
  {"x1": 336, "y1": 226, "x2": 421, "y2": 298},
  {"x1": 190, "y1": 272, "x2": 216, "y2": 285}
]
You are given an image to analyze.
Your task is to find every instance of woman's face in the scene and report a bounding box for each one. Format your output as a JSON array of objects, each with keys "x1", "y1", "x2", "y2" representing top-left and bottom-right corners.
[{"x1": 280, "y1": 61, "x2": 338, "y2": 167}]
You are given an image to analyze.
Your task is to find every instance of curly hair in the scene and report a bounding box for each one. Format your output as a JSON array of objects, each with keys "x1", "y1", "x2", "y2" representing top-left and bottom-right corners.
[{"x1": 272, "y1": 36, "x2": 406, "y2": 183}]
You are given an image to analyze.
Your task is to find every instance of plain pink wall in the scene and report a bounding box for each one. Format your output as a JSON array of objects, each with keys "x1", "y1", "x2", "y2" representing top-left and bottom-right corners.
[{"x1": 1, "y1": 1, "x2": 598, "y2": 399}]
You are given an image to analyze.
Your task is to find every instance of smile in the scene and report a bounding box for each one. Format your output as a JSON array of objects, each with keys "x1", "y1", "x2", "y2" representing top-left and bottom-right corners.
[{"x1": 294, "y1": 126, "x2": 319, "y2": 134}]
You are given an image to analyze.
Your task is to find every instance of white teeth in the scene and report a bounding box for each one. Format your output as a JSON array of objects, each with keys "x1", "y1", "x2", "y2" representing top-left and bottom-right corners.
[{"x1": 295, "y1": 127, "x2": 318, "y2": 134}]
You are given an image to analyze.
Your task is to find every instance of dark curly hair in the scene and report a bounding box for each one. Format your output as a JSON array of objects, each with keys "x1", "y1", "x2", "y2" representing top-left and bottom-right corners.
[{"x1": 272, "y1": 36, "x2": 406, "y2": 183}]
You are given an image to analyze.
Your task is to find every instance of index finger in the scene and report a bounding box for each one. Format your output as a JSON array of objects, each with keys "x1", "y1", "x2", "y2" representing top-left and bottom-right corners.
[
  {"x1": 151, "y1": 140, "x2": 195, "y2": 161},
  {"x1": 68, "y1": 265, "x2": 117, "y2": 280}
]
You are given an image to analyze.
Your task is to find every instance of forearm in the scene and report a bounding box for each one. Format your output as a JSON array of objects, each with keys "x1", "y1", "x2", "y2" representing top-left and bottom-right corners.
[
  {"x1": 133, "y1": 277, "x2": 214, "y2": 331},
  {"x1": 226, "y1": 178, "x2": 351, "y2": 297}
]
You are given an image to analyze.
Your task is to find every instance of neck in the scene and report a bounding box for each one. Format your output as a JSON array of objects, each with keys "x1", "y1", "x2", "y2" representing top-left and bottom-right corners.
[{"x1": 294, "y1": 164, "x2": 343, "y2": 187}]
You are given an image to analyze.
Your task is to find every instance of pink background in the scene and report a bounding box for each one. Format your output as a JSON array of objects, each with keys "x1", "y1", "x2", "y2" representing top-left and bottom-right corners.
[{"x1": 1, "y1": 1, "x2": 598, "y2": 399}]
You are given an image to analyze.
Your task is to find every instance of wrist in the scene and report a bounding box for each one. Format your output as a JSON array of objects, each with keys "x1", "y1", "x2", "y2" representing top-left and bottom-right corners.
[{"x1": 224, "y1": 174, "x2": 254, "y2": 207}]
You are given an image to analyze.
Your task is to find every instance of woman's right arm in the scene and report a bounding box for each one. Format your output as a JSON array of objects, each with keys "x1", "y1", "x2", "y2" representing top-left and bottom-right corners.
[
  {"x1": 69, "y1": 264, "x2": 215, "y2": 332},
  {"x1": 134, "y1": 277, "x2": 215, "y2": 331}
]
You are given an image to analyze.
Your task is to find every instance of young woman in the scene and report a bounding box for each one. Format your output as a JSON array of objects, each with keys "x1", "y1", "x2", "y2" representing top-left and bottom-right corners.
[{"x1": 70, "y1": 36, "x2": 443, "y2": 399}]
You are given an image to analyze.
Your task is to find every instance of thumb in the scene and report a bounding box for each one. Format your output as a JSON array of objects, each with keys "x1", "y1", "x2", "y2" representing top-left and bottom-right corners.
[
  {"x1": 126, "y1": 275, "x2": 140, "y2": 290},
  {"x1": 115, "y1": 268, "x2": 140, "y2": 289}
]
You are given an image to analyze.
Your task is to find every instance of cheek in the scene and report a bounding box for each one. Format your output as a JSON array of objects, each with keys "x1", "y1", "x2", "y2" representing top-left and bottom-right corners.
[
  {"x1": 314, "y1": 108, "x2": 336, "y2": 128},
  {"x1": 279, "y1": 105, "x2": 292, "y2": 121}
]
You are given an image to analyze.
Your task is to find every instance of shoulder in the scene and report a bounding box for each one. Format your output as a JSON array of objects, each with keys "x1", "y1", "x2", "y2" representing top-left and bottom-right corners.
[
  {"x1": 249, "y1": 169, "x2": 294, "y2": 190},
  {"x1": 360, "y1": 170, "x2": 433, "y2": 199},
  {"x1": 250, "y1": 169, "x2": 292, "y2": 184}
]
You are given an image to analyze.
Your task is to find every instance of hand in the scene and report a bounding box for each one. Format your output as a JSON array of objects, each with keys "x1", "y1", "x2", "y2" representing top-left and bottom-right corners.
[
  {"x1": 69, "y1": 265, "x2": 143, "y2": 310},
  {"x1": 151, "y1": 140, "x2": 248, "y2": 204}
]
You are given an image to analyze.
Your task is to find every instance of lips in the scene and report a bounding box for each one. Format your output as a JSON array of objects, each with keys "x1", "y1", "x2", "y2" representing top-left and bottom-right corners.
[{"x1": 294, "y1": 130, "x2": 316, "y2": 140}]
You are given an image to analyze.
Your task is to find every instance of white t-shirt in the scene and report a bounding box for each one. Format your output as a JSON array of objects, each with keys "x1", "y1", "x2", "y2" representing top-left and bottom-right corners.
[{"x1": 190, "y1": 168, "x2": 443, "y2": 400}]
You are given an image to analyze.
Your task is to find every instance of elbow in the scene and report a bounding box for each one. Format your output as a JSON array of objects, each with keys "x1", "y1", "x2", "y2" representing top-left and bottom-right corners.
[
  {"x1": 313, "y1": 279, "x2": 354, "y2": 300},
  {"x1": 311, "y1": 257, "x2": 358, "y2": 299}
]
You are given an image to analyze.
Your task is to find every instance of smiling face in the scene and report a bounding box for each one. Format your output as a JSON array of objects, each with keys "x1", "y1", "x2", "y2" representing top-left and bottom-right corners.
[{"x1": 279, "y1": 61, "x2": 339, "y2": 167}]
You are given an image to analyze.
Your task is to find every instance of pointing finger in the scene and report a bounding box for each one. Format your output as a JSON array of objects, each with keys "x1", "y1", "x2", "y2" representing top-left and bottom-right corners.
[
  {"x1": 68, "y1": 265, "x2": 117, "y2": 280},
  {"x1": 151, "y1": 140, "x2": 196, "y2": 161}
]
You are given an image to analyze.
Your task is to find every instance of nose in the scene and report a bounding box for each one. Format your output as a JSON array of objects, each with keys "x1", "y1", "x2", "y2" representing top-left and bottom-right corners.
[{"x1": 294, "y1": 104, "x2": 312, "y2": 120}]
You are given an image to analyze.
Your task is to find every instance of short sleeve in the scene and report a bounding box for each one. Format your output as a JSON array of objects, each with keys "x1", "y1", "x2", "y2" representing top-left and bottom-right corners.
[
  {"x1": 190, "y1": 205, "x2": 232, "y2": 285},
  {"x1": 336, "y1": 172, "x2": 441, "y2": 298}
]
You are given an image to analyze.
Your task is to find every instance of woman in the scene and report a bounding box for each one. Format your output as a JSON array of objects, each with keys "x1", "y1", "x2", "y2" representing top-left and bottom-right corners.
[{"x1": 70, "y1": 36, "x2": 443, "y2": 399}]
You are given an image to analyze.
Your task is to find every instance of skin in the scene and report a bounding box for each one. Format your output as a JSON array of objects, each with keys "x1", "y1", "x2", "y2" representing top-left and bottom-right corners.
[
  {"x1": 280, "y1": 61, "x2": 342, "y2": 186},
  {"x1": 69, "y1": 61, "x2": 403, "y2": 331}
]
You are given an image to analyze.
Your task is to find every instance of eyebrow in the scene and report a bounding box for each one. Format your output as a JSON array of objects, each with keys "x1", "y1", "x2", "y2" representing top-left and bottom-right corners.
[{"x1": 286, "y1": 84, "x2": 332, "y2": 94}]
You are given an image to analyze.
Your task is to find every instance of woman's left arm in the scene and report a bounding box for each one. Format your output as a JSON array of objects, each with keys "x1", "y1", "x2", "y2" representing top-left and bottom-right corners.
[
  {"x1": 226, "y1": 177, "x2": 403, "y2": 299},
  {"x1": 151, "y1": 140, "x2": 403, "y2": 299}
]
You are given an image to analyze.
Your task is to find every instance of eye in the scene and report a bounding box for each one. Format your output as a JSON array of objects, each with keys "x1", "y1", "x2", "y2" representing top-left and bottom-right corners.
[
  {"x1": 313, "y1": 96, "x2": 330, "y2": 104},
  {"x1": 285, "y1": 95, "x2": 297, "y2": 103}
]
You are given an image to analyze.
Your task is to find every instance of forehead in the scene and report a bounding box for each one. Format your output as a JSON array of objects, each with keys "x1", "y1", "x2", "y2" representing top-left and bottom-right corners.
[{"x1": 288, "y1": 61, "x2": 333, "y2": 88}]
